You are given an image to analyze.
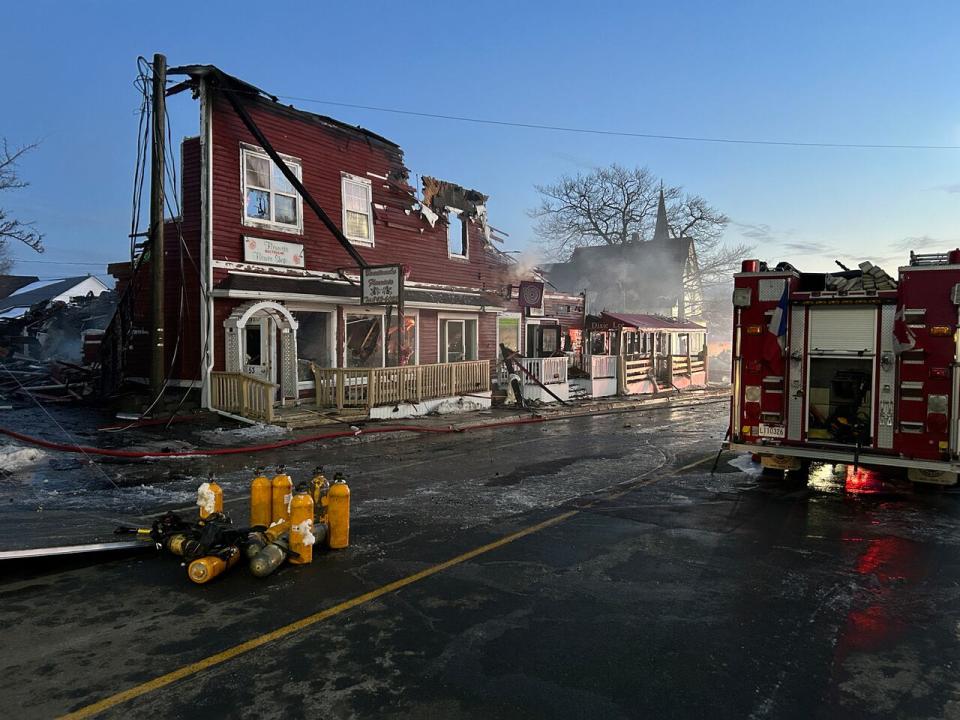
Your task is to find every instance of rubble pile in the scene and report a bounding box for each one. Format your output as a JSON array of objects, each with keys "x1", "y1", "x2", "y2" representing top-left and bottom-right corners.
[
  {"x1": 824, "y1": 262, "x2": 898, "y2": 292},
  {"x1": 0, "y1": 357, "x2": 98, "y2": 406}
]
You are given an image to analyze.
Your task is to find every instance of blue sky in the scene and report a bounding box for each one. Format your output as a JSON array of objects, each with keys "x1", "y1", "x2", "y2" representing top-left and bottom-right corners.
[{"x1": 2, "y1": 1, "x2": 959, "y2": 282}]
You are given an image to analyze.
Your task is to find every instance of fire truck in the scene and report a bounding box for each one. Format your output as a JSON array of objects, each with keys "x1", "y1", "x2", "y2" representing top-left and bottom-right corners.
[{"x1": 727, "y1": 250, "x2": 960, "y2": 486}]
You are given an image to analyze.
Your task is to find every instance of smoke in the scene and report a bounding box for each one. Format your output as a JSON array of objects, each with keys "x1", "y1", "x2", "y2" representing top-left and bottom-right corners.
[{"x1": 510, "y1": 248, "x2": 546, "y2": 283}]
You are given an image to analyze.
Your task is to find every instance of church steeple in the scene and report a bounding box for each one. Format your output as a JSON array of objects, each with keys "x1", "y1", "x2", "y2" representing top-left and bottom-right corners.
[{"x1": 652, "y1": 184, "x2": 670, "y2": 243}]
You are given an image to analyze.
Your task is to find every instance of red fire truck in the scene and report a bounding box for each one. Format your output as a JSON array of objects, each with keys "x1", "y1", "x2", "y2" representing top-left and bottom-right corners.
[{"x1": 727, "y1": 250, "x2": 960, "y2": 486}]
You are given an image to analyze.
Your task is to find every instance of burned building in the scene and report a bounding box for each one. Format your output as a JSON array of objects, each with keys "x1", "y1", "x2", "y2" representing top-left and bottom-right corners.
[
  {"x1": 542, "y1": 191, "x2": 704, "y2": 323},
  {"x1": 102, "y1": 64, "x2": 585, "y2": 419}
]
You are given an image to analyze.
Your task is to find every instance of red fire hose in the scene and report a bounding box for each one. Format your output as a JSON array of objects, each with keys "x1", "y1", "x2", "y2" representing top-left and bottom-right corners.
[{"x1": 0, "y1": 417, "x2": 546, "y2": 460}]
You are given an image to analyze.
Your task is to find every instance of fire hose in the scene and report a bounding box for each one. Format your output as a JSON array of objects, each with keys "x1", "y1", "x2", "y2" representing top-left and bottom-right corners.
[{"x1": 0, "y1": 418, "x2": 547, "y2": 460}]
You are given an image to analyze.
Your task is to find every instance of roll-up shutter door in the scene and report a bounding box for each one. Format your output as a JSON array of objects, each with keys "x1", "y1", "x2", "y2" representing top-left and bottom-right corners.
[{"x1": 808, "y1": 306, "x2": 876, "y2": 353}]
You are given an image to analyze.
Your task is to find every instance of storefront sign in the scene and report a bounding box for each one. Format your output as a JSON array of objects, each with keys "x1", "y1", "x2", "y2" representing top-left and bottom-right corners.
[
  {"x1": 586, "y1": 315, "x2": 616, "y2": 331},
  {"x1": 361, "y1": 264, "x2": 403, "y2": 306},
  {"x1": 243, "y1": 237, "x2": 305, "y2": 268},
  {"x1": 518, "y1": 280, "x2": 544, "y2": 308}
]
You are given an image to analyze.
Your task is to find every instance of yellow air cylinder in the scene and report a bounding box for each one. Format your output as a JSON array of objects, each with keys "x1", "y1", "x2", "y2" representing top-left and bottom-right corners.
[
  {"x1": 250, "y1": 467, "x2": 272, "y2": 528},
  {"x1": 271, "y1": 465, "x2": 293, "y2": 524},
  {"x1": 289, "y1": 484, "x2": 315, "y2": 565},
  {"x1": 327, "y1": 473, "x2": 351, "y2": 549},
  {"x1": 310, "y1": 466, "x2": 330, "y2": 520},
  {"x1": 196, "y1": 474, "x2": 223, "y2": 521},
  {"x1": 188, "y1": 546, "x2": 240, "y2": 584}
]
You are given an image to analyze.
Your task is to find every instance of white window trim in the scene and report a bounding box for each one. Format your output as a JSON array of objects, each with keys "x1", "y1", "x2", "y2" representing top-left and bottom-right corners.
[
  {"x1": 240, "y1": 143, "x2": 304, "y2": 235},
  {"x1": 341, "y1": 172, "x2": 375, "y2": 247},
  {"x1": 446, "y1": 207, "x2": 468, "y2": 260},
  {"x1": 288, "y1": 305, "x2": 338, "y2": 386},
  {"x1": 437, "y1": 312, "x2": 479, "y2": 363}
]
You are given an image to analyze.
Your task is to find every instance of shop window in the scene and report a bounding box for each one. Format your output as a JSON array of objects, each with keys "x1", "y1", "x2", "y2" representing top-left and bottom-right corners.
[
  {"x1": 678, "y1": 333, "x2": 690, "y2": 355},
  {"x1": 498, "y1": 316, "x2": 520, "y2": 354},
  {"x1": 242, "y1": 146, "x2": 301, "y2": 230},
  {"x1": 385, "y1": 312, "x2": 418, "y2": 366},
  {"x1": 297, "y1": 311, "x2": 333, "y2": 380},
  {"x1": 440, "y1": 318, "x2": 477, "y2": 362},
  {"x1": 346, "y1": 314, "x2": 384, "y2": 367},
  {"x1": 526, "y1": 324, "x2": 561, "y2": 358},
  {"x1": 590, "y1": 332, "x2": 606, "y2": 355},
  {"x1": 447, "y1": 209, "x2": 467, "y2": 258}
]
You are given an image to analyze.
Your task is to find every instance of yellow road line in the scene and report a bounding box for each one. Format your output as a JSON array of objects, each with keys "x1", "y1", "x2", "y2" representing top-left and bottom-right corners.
[
  {"x1": 60, "y1": 450, "x2": 718, "y2": 720},
  {"x1": 59, "y1": 510, "x2": 578, "y2": 720}
]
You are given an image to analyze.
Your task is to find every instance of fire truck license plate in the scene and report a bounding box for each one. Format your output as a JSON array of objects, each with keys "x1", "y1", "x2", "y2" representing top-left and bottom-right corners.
[{"x1": 759, "y1": 424, "x2": 785, "y2": 439}]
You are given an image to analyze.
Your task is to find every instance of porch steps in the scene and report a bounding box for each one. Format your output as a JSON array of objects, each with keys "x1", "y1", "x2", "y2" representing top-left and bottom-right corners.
[
  {"x1": 568, "y1": 381, "x2": 591, "y2": 401},
  {"x1": 271, "y1": 406, "x2": 368, "y2": 430}
]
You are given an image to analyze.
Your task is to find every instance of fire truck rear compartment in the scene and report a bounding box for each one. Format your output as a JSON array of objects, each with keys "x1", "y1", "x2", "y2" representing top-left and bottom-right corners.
[{"x1": 806, "y1": 357, "x2": 873, "y2": 444}]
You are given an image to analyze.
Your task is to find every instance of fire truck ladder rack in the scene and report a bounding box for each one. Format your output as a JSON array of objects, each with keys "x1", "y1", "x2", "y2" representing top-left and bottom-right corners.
[{"x1": 909, "y1": 251, "x2": 951, "y2": 266}]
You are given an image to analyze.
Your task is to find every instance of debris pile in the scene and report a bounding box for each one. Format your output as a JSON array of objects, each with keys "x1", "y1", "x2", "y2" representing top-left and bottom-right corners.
[
  {"x1": 824, "y1": 262, "x2": 898, "y2": 292},
  {"x1": 124, "y1": 466, "x2": 350, "y2": 585},
  {"x1": 0, "y1": 357, "x2": 99, "y2": 406}
]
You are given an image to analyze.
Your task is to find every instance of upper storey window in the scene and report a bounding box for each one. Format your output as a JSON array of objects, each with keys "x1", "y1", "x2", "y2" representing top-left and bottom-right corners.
[
  {"x1": 242, "y1": 144, "x2": 303, "y2": 233},
  {"x1": 341, "y1": 173, "x2": 374, "y2": 245}
]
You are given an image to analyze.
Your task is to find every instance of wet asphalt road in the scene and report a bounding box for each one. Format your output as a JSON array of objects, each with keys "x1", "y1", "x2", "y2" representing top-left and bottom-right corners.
[{"x1": 2, "y1": 401, "x2": 960, "y2": 719}]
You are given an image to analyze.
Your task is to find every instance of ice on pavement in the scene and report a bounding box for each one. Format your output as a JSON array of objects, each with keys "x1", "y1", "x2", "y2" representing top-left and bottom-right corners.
[
  {"x1": 0, "y1": 443, "x2": 48, "y2": 473},
  {"x1": 728, "y1": 452, "x2": 763, "y2": 475}
]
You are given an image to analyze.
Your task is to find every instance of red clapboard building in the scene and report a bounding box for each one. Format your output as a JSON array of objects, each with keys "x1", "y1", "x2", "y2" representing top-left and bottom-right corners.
[{"x1": 103, "y1": 65, "x2": 584, "y2": 419}]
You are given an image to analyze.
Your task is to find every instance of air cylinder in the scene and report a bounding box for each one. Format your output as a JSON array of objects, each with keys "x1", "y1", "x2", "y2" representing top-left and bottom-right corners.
[
  {"x1": 271, "y1": 465, "x2": 293, "y2": 524},
  {"x1": 250, "y1": 467, "x2": 272, "y2": 528},
  {"x1": 188, "y1": 546, "x2": 240, "y2": 584},
  {"x1": 289, "y1": 484, "x2": 315, "y2": 565},
  {"x1": 327, "y1": 473, "x2": 351, "y2": 549},
  {"x1": 196, "y1": 474, "x2": 223, "y2": 521}
]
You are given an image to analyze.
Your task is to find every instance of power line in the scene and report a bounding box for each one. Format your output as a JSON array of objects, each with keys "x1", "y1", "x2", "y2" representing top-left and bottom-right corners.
[
  {"x1": 11, "y1": 258, "x2": 110, "y2": 266},
  {"x1": 270, "y1": 94, "x2": 960, "y2": 150}
]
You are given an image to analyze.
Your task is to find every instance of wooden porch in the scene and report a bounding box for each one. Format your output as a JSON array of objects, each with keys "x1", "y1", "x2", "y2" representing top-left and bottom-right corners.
[{"x1": 210, "y1": 360, "x2": 491, "y2": 425}]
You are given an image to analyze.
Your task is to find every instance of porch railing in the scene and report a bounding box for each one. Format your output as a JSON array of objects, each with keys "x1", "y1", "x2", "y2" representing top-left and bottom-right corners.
[
  {"x1": 516, "y1": 357, "x2": 568, "y2": 386},
  {"x1": 620, "y1": 356, "x2": 655, "y2": 386},
  {"x1": 590, "y1": 355, "x2": 619, "y2": 379},
  {"x1": 312, "y1": 360, "x2": 491, "y2": 410},
  {"x1": 210, "y1": 372, "x2": 277, "y2": 423}
]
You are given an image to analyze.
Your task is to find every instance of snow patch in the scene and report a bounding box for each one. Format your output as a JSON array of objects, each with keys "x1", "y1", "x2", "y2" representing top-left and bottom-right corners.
[
  {"x1": 728, "y1": 453, "x2": 763, "y2": 475},
  {"x1": 199, "y1": 423, "x2": 289, "y2": 445},
  {"x1": 0, "y1": 443, "x2": 48, "y2": 473}
]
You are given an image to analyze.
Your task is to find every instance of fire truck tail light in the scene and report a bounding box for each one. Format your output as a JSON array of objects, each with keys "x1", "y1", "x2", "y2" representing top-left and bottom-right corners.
[
  {"x1": 929, "y1": 367, "x2": 949, "y2": 379},
  {"x1": 746, "y1": 325, "x2": 764, "y2": 335},
  {"x1": 744, "y1": 386, "x2": 762, "y2": 403},
  {"x1": 929, "y1": 325, "x2": 953, "y2": 337}
]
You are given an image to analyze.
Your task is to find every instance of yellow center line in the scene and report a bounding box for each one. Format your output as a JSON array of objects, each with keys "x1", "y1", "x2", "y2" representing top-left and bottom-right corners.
[{"x1": 59, "y1": 451, "x2": 719, "y2": 720}]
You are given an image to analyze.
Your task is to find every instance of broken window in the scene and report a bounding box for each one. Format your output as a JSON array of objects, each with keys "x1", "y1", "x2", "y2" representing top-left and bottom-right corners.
[
  {"x1": 242, "y1": 146, "x2": 301, "y2": 229},
  {"x1": 446, "y1": 209, "x2": 467, "y2": 257},
  {"x1": 345, "y1": 314, "x2": 384, "y2": 367},
  {"x1": 385, "y1": 313, "x2": 418, "y2": 367},
  {"x1": 296, "y1": 311, "x2": 333, "y2": 380},
  {"x1": 341, "y1": 173, "x2": 374, "y2": 244}
]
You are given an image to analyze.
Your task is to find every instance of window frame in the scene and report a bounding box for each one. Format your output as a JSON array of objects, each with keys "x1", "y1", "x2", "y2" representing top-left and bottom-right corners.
[
  {"x1": 240, "y1": 143, "x2": 304, "y2": 235},
  {"x1": 438, "y1": 313, "x2": 479, "y2": 363},
  {"x1": 446, "y1": 207, "x2": 468, "y2": 259},
  {"x1": 340, "y1": 172, "x2": 375, "y2": 247}
]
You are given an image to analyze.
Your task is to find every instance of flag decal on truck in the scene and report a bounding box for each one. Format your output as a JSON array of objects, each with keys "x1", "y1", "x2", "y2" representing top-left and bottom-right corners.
[{"x1": 762, "y1": 283, "x2": 789, "y2": 374}]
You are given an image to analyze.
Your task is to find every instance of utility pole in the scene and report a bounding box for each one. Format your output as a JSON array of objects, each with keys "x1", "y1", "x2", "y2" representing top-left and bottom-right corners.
[{"x1": 150, "y1": 53, "x2": 166, "y2": 394}]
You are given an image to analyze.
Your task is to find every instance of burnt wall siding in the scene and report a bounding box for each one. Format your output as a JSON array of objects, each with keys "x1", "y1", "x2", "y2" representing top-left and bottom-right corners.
[
  {"x1": 162, "y1": 137, "x2": 203, "y2": 381},
  {"x1": 418, "y1": 310, "x2": 438, "y2": 364},
  {"x1": 210, "y1": 93, "x2": 503, "y2": 290}
]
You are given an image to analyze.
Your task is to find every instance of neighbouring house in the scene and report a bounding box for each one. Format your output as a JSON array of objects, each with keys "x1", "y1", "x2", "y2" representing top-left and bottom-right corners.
[
  {"x1": 0, "y1": 274, "x2": 113, "y2": 362},
  {"x1": 102, "y1": 65, "x2": 579, "y2": 421},
  {"x1": 0, "y1": 275, "x2": 40, "y2": 300},
  {"x1": 541, "y1": 191, "x2": 704, "y2": 322},
  {"x1": 0, "y1": 275, "x2": 109, "y2": 321}
]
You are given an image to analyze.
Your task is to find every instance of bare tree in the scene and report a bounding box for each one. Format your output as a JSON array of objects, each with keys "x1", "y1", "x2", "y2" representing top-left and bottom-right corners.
[
  {"x1": 0, "y1": 139, "x2": 45, "y2": 272},
  {"x1": 530, "y1": 163, "x2": 750, "y2": 288}
]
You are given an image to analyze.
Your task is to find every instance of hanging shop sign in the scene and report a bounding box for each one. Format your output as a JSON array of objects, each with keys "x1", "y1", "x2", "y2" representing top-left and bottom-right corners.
[
  {"x1": 518, "y1": 280, "x2": 544, "y2": 309},
  {"x1": 243, "y1": 236, "x2": 305, "y2": 268},
  {"x1": 361, "y1": 264, "x2": 404, "y2": 306}
]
